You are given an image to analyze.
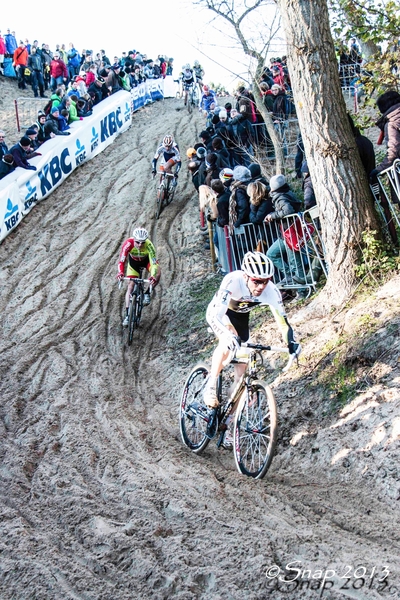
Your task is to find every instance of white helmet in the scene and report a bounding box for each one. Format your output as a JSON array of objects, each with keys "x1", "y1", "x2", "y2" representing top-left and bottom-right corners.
[
  {"x1": 241, "y1": 252, "x2": 274, "y2": 278},
  {"x1": 194, "y1": 60, "x2": 200, "y2": 67},
  {"x1": 132, "y1": 227, "x2": 148, "y2": 242}
]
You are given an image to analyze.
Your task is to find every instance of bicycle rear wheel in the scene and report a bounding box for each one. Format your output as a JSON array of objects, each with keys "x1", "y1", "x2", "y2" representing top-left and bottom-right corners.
[
  {"x1": 180, "y1": 364, "x2": 211, "y2": 454},
  {"x1": 233, "y1": 381, "x2": 277, "y2": 479},
  {"x1": 127, "y1": 293, "x2": 138, "y2": 345}
]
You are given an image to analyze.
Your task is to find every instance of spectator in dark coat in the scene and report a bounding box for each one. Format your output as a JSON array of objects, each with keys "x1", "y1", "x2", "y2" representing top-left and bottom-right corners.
[
  {"x1": 248, "y1": 163, "x2": 270, "y2": 188},
  {"x1": 0, "y1": 154, "x2": 16, "y2": 180},
  {"x1": 88, "y1": 76, "x2": 108, "y2": 105},
  {"x1": 229, "y1": 165, "x2": 251, "y2": 229},
  {"x1": 0, "y1": 131, "x2": 9, "y2": 160},
  {"x1": 301, "y1": 161, "x2": 316, "y2": 210},
  {"x1": 45, "y1": 107, "x2": 71, "y2": 136},
  {"x1": 347, "y1": 114, "x2": 375, "y2": 178},
  {"x1": 9, "y1": 137, "x2": 38, "y2": 171},
  {"x1": 107, "y1": 63, "x2": 123, "y2": 94},
  {"x1": 248, "y1": 181, "x2": 273, "y2": 224},
  {"x1": 211, "y1": 137, "x2": 231, "y2": 168},
  {"x1": 266, "y1": 174, "x2": 306, "y2": 288}
]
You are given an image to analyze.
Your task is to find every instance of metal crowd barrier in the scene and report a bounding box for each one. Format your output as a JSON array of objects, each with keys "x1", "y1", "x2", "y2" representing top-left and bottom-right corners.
[
  {"x1": 370, "y1": 159, "x2": 400, "y2": 247},
  {"x1": 214, "y1": 207, "x2": 328, "y2": 296},
  {"x1": 15, "y1": 97, "x2": 47, "y2": 132}
]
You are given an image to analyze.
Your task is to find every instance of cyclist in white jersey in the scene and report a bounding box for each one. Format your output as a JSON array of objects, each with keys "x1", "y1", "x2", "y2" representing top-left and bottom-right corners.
[{"x1": 205, "y1": 251, "x2": 301, "y2": 408}]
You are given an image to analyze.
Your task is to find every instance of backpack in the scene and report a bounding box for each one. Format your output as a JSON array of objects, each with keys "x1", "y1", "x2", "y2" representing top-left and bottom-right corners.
[{"x1": 43, "y1": 99, "x2": 53, "y2": 116}]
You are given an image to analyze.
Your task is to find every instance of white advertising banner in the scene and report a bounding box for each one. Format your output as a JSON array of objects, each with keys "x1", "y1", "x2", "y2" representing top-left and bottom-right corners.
[{"x1": 0, "y1": 91, "x2": 132, "y2": 243}]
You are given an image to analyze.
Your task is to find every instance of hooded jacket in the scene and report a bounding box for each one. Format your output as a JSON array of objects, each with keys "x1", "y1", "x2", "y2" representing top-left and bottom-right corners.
[
  {"x1": 375, "y1": 103, "x2": 400, "y2": 172},
  {"x1": 268, "y1": 183, "x2": 301, "y2": 220}
]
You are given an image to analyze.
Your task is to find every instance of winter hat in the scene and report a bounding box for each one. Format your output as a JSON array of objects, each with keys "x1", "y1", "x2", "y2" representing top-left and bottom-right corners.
[
  {"x1": 26, "y1": 128, "x2": 37, "y2": 136},
  {"x1": 219, "y1": 167, "x2": 234, "y2": 182},
  {"x1": 51, "y1": 106, "x2": 60, "y2": 114},
  {"x1": 186, "y1": 147, "x2": 197, "y2": 158},
  {"x1": 205, "y1": 153, "x2": 218, "y2": 167},
  {"x1": 111, "y1": 63, "x2": 121, "y2": 70},
  {"x1": 233, "y1": 165, "x2": 252, "y2": 183},
  {"x1": 20, "y1": 136, "x2": 32, "y2": 147},
  {"x1": 376, "y1": 90, "x2": 400, "y2": 114},
  {"x1": 218, "y1": 109, "x2": 227, "y2": 119},
  {"x1": 269, "y1": 174, "x2": 286, "y2": 191},
  {"x1": 271, "y1": 84, "x2": 281, "y2": 91},
  {"x1": 248, "y1": 163, "x2": 261, "y2": 178},
  {"x1": 196, "y1": 147, "x2": 206, "y2": 159},
  {"x1": 200, "y1": 130, "x2": 211, "y2": 141}
]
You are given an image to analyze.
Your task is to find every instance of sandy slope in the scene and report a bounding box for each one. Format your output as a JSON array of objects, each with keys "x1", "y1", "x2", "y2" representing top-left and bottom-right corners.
[{"x1": 1, "y1": 84, "x2": 400, "y2": 600}]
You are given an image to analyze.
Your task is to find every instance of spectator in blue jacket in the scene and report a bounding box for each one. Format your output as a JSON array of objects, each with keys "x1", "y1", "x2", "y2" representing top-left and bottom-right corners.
[
  {"x1": 5, "y1": 29, "x2": 17, "y2": 55},
  {"x1": 67, "y1": 43, "x2": 80, "y2": 79}
]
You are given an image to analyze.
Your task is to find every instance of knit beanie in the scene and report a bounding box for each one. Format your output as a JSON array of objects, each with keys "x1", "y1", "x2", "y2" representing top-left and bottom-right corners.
[
  {"x1": 269, "y1": 174, "x2": 286, "y2": 191},
  {"x1": 233, "y1": 165, "x2": 252, "y2": 183}
]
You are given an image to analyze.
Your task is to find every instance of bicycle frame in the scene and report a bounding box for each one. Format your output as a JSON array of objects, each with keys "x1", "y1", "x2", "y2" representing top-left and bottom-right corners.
[
  {"x1": 155, "y1": 170, "x2": 175, "y2": 219},
  {"x1": 118, "y1": 276, "x2": 153, "y2": 344},
  {"x1": 207, "y1": 343, "x2": 290, "y2": 442}
]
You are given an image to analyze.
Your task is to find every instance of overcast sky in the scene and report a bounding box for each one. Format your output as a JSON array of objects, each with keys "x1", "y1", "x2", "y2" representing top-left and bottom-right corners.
[{"x1": 1, "y1": 0, "x2": 286, "y2": 90}]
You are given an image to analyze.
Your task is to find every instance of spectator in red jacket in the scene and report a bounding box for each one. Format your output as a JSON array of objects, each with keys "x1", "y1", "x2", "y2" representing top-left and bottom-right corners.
[
  {"x1": 13, "y1": 41, "x2": 29, "y2": 89},
  {"x1": 50, "y1": 52, "x2": 68, "y2": 91},
  {"x1": 0, "y1": 33, "x2": 6, "y2": 75}
]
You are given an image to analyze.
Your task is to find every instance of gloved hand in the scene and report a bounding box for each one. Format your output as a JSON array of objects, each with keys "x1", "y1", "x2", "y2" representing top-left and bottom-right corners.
[
  {"x1": 288, "y1": 341, "x2": 301, "y2": 357},
  {"x1": 369, "y1": 168, "x2": 379, "y2": 182},
  {"x1": 27, "y1": 165, "x2": 37, "y2": 171},
  {"x1": 151, "y1": 170, "x2": 156, "y2": 176},
  {"x1": 223, "y1": 334, "x2": 241, "y2": 354},
  {"x1": 148, "y1": 276, "x2": 157, "y2": 286},
  {"x1": 80, "y1": 117, "x2": 84, "y2": 120},
  {"x1": 117, "y1": 273, "x2": 124, "y2": 281}
]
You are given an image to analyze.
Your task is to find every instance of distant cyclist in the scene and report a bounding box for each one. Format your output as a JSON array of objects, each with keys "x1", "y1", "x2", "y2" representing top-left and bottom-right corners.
[
  {"x1": 204, "y1": 251, "x2": 301, "y2": 408},
  {"x1": 193, "y1": 60, "x2": 205, "y2": 96},
  {"x1": 199, "y1": 84, "x2": 218, "y2": 116},
  {"x1": 117, "y1": 227, "x2": 161, "y2": 326},
  {"x1": 152, "y1": 134, "x2": 181, "y2": 187},
  {"x1": 179, "y1": 63, "x2": 195, "y2": 105}
]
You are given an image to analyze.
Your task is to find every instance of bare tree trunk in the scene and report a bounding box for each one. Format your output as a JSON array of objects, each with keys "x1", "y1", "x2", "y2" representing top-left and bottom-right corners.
[
  {"x1": 252, "y1": 77, "x2": 285, "y2": 173},
  {"x1": 276, "y1": 0, "x2": 380, "y2": 310}
]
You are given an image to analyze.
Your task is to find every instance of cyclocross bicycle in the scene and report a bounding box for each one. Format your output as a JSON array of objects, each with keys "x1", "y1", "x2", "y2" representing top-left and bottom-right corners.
[
  {"x1": 119, "y1": 275, "x2": 152, "y2": 345},
  {"x1": 154, "y1": 167, "x2": 176, "y2": 219},
  {"x1": 179, "y1": 343, "x2": 296, "y2": 479},
  {"x1": 183, "y1": 83, "x2": 197, "y2": 114}
]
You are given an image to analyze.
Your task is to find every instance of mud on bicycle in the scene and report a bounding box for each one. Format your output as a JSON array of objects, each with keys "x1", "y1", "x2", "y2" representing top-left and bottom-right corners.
[
  {"x1": 180, "y1": 343, "x2": 298, "y2": 479},
  {"x1": 118, "y1": 274, "x2": 153, "y2": 345},
  {"x1": 153, "y1": 165, "x2": 177, "y2": 219}
]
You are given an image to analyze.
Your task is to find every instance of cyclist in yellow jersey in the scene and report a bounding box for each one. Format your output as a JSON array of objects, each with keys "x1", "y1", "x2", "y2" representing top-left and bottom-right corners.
[{"x1": 117, "y1": 227, "x2": 161, "y2": 326}]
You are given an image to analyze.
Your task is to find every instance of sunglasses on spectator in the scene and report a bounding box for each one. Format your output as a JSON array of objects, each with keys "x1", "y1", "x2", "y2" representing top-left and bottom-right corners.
[{"x1": 249, "y1": 277, "x2": 271, "y2": 285}]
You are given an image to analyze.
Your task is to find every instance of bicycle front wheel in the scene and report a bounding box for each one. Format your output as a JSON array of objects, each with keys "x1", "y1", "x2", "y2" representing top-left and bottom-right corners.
[
  {"x1": 233, "y1": 381, "x2": 277, "y2": 479},
  {"x1": 135, "y1": 288, "x2": 144, "y2": 327},
  {"x1": 127, "y1": 293, "x2": 138, "y2": 345},
  {"x1": 155, "y1": 184, "x2": 165, "y2": 219},
  {"x1": 187, "y1": 90, "x2": 193, "y2": 114},
  {"x1": 180, "y1": 364, "x2": 211, "y2": 454}
]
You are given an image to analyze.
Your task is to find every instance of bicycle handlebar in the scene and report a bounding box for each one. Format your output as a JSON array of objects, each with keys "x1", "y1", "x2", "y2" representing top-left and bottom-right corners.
[
  {"x1": 118, "y1": 276, "x2": 152, "y2": 290},
  {"x1": 222, "y1": 342, "x2": 298, "y2": 372}
]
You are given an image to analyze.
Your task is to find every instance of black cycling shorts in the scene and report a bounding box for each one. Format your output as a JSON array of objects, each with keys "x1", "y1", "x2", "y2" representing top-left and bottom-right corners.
[{"x1": 226, "y1": 309, "x2": 249, "y2": 342}]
